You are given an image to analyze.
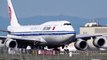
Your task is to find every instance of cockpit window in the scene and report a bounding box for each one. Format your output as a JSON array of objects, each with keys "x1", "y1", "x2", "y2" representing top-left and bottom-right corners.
[{"x1": 64, "y1": 23, "x2": 71, "y2": 25}]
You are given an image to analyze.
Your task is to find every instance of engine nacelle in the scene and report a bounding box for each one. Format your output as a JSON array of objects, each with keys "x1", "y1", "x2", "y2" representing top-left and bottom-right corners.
[
  {"x1": 5, "y1": 39, "x2": 17, "y2": 48},
  {"x1": 94, "y1": 36, "x2": 107, "y2": 48},
  {"x1": 74, "y1": 39, "x2": 88, "y2": 50},
  {"x1": 87, "y1": 38, "x2": 98, "y2": 50},
  {"x1": 0, "y1": 40, "x2": 5, "y2": 47}
]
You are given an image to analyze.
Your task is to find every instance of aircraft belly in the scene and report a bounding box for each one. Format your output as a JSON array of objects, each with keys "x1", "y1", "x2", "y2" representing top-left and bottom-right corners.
[{"x1": 43, "y1": 34, "x2": 75, "y2": 45}]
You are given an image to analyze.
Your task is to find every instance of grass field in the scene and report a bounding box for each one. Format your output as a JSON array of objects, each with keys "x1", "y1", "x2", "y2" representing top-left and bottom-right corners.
[{"x1": 0, "y1": 48, "x2": 107, "y2": 60}]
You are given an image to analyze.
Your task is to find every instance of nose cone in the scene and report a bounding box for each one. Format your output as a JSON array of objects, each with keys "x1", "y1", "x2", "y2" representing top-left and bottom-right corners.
[
  {"x1": 63, "y1": 25, "x2": 75, "y2": 33},
  {"x1": 68, "y1": 25, "x2": 75, "y2": 31}
]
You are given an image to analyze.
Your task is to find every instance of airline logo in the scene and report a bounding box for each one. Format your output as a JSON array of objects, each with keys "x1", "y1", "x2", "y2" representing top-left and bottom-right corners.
[
  {"x1": 52, "y1": 27, "x2": 55, "y2": 30},
  {"x1": 8, "y1": 6, "x2": 12, "y2": 20}
]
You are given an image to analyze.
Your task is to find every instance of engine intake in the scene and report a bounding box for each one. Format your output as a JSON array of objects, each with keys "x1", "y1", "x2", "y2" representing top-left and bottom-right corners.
[
  {"x1": 5, "y1": 39, "x2": 17, "y2": 48},
  {"x1": 94, "y1": 36, "x2": 107, "y2": 48},
  {"x1": 0, "y1": 40, "x2": 4, "y2": 47},
  {"x1": 75, "y1": 39, "x2": 88, "y2": 50}
]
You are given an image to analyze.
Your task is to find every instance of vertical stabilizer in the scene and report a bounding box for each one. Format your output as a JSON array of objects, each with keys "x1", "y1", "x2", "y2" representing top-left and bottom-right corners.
[{"x1": 7, "y1": 0, "x2": 20, "y2": 27}]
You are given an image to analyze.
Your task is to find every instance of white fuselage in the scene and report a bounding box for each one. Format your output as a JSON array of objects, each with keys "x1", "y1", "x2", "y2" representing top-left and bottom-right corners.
[
  {"x1": 6, "y1": 0, "x2": 76, "y2": 47},
  {"x1": 7, "y1": 21, "x2": 76, "y2": 46}
]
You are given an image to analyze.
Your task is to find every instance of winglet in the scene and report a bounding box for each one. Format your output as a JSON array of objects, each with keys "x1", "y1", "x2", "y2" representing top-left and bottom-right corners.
[{"x1": 7, "y1": 0, "x2": 20, "y2": 27}]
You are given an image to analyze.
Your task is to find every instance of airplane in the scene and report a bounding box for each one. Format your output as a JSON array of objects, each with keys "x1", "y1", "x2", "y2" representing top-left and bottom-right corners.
[{"x1": 0, "y1": 0, "x2": 107, "y2": 51}]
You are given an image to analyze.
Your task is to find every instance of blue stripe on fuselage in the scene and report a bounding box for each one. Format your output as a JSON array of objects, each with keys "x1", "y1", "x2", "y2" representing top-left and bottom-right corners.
[{"x1": 11, "y1": 31, "x2": 76, "y2": 36}]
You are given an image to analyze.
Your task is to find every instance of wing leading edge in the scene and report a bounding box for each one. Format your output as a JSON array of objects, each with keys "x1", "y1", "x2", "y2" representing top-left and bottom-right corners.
[{"x1": 76, "y1": 34, "x2": 102, "y2": 40}]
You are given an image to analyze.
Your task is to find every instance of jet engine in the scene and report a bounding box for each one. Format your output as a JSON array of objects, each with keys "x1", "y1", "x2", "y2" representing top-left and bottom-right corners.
[
  {"x1": 93, "y1": 36, "x2": 107, "y2": 48},
  {"x1": 0, "y1": 40, "x2": 4, "y2": 47},
  {"x1": 5, "y1": 39, "x2": 17, "y2": 48},
  {"x1": 74, "y1": 39, "x2": 88, "y2": 50}
]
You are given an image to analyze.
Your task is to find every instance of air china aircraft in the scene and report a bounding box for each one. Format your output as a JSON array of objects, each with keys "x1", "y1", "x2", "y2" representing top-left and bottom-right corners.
[{"x1": 0, "y1": 0, "x2": 107, "y2": 51}]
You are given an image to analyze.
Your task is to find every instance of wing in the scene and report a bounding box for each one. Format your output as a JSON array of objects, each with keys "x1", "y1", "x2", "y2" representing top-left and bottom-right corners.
[
  {"x1": 0, "y1": 30, "x2": 11, "y2": 34},
  {"x1": 0, "y1": 36, "x2": 41, "y2": 42},
  {"x1": 0, "y1": 36, "x2": 42, "y2": 48},
  {"x1": 76, "y1": 34, "x2": 102, "y2": 40},
  {"x1": 0, "y1": 29, "x2": 41, "y2": 42}
]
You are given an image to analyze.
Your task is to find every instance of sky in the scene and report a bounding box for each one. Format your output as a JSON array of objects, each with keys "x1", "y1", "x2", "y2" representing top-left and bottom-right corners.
[{"x1": 0, "y1": 0, "x2": 107, "y2": 19}]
